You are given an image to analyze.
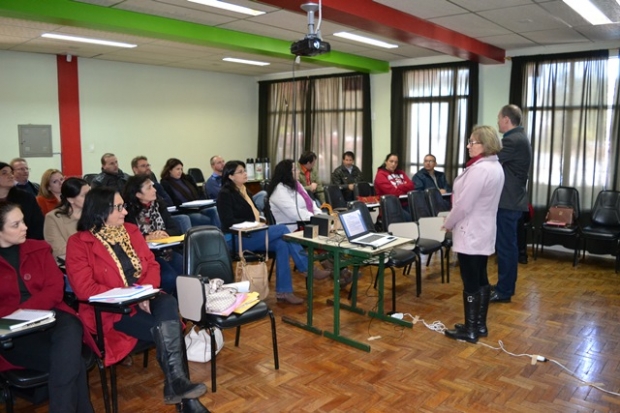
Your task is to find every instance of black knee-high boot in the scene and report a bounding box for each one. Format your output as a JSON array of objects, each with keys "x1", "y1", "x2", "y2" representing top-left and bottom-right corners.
[
  {"x1": 453, "y1": 284, "x2": 490, "y2": 337},
  {"x1": 178, "y1": 398, "x2": 211, "y2": 413},
  {"x1": 152, "y1": 320, "x2": 207, "y2": 404},
  {"x1": 445, "y1": 291, "x2": 480, "y2": 343}
]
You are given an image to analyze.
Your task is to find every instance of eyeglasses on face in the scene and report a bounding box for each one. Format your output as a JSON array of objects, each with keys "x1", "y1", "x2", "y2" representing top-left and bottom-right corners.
[
  {"x1": 467, "y1": 140, "x2": 482, "y2": 146},
  {"x1": 0, "y1": 170, "x2": 14, "y2": 177},
  {"x1": 234, "y1": 169, "x2": 247, "y2": 175},
  {"x1": 110, "y1": 203, "x2": 127, "y2": 212},
  {"x1": 14, "y1": 167, "x2": 30, "y2": 172}
]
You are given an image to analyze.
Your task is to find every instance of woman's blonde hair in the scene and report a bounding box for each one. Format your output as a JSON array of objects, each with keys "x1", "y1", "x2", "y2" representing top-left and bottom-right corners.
[
  {"x1": 471, "y1": 125, "x2": 502, "y2": 156},
  {"x1": 39, "y1": 169, "x2": 63, "y2": 198}
]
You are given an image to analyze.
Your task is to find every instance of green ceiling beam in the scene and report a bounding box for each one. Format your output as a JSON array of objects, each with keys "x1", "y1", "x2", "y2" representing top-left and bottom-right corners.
[{"x1": 0, "y1": 0, "x2": 389, "y2": 74}]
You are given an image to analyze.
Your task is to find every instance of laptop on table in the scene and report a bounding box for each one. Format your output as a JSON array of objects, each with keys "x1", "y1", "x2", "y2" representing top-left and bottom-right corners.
[{"x1": 338, "y1": 209, "x2": 397, "y2": 249}]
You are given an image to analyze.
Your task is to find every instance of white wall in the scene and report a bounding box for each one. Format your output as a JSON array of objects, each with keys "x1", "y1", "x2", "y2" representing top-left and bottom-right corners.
[
  {"x1": 0, "y1": 51, "x2": 61, "y2": 177},
  {"x1": 478, "y1": 61, "x2": 512, "y2": 127},
  {"x1": 1, "y1": 50, "x2": 259, "y2": 181}
]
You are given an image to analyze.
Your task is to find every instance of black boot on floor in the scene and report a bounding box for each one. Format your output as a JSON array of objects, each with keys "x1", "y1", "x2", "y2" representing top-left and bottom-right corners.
[
  {"x1": 152, "y1": 320, "x2": 207, "y2": 404},
  {"x1": 445, "y1": 291, "x2": 480, "y2": 343},
  {"x1": 179, "y1": 398, "x2": 211, "y2": 413},
  {"x1": 453, "y1": 284, "x2": 490, "y2": 337}
]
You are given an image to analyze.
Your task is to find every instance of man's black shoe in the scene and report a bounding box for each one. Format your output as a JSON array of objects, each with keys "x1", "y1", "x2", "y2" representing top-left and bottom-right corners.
[
  {"x1": 489, "y1": 290, "x2": 511, "y2": 303},
  {"x1": 518, "y1": 256, "x2": 528, "y2": 264}
]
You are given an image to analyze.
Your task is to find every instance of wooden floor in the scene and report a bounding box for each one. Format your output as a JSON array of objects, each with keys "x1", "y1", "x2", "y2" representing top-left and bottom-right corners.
[{"x1": 5, "y1": 247, "x2": 620, "y2": 413}]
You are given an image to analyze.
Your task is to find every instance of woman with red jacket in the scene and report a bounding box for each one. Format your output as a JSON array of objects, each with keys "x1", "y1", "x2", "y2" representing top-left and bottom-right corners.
[
  {"x1": 66, "y1": 187, "x2": 210, "y2": 413},
  {"x1": 0, "y1": 201, "x2": 95, "y2": 413},
  {"x1": 373, "y1": 153, "x2": 414, "y2": 221}
]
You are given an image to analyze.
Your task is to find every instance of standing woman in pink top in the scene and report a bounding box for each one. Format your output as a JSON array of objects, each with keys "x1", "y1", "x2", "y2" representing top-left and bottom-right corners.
[{"x1": 442, "y1": 126, "x2": 505, "y2": 343}]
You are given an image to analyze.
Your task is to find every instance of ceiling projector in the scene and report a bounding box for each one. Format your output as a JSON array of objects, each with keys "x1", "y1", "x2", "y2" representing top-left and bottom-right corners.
[{"x1": 291, "y1": 3, "x2": 330, "y2": 57}]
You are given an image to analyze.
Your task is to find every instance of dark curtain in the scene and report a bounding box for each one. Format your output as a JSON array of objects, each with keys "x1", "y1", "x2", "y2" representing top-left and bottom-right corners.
[
  {"x1": 258, "y1": 73, "x2": 372, "y2": 183},
  {"x1": 509, "y1": 50, "x2": 619, "y2": 212},
  {"x1": 391, "y1": 61, "x2": 478, "y2": 182}
]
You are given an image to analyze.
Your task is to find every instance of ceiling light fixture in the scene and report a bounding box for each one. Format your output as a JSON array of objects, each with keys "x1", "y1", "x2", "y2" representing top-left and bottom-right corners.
[
  {"x1": 562, "y1": 0, "x2": 612, "y2": 25},
  {"x1": 187, "y1": 0, "x2": 265, "y2": 16},
  {"x1": 333, "y1": 32, "x2": 398, "y2": 49},
  {"x1": 41, "y1": 33, "x2": 137, "y2": 48},
  {"x1": 222, "y1": 57, "x2": 270, "y2": 66}
]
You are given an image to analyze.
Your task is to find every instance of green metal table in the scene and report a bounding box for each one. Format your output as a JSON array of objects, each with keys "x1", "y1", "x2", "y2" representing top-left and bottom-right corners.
[{"x1": 282, "y1": 231, "x2": 414, "y2": 352}]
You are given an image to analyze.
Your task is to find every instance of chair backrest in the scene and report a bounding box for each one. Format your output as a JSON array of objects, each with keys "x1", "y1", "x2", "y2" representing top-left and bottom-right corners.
[
  {"x1": 408, "y1": 190, "x2": 433, "y2": 221},
  {"x1": 353, "y1": 182, "x2": 375, "y2": 198},
  {"x1": 347, "y1": 201, "x2": 377, "y2": 233},
  {"x1": 549, "y1": 186, "x2": 580, "y2": 218},
  {"x1": 176, "y1": 276, "x2": 206, "y2": 322},
  {"x1": 325, "y1": 185, "x2": 348, "y2": 209},
  {"x1": 418, "y1": 217, "x2": 446, "y2": 243},
  {"x1": 83, "y1": 173, "x2": 98, "y2": 185},
  {"x1": 380, "y1": 195, "x2": 405, "y2": 230},
  {"x1": 387, "y1": 222, "x2": 419, "y2": 243},
  {"x1": 262, "y1": 195, "x2": 277, "y2": 225},
  {"x1": 183, "y1": 225, "x2": 234, "y2": 284},
  {"x1": 425, "y1": 188, "x2": 451, "y2": 217},
  {"x1": 187, "y1": 168, "x2": 206, "y2": 184},
  {"x1": 591, "y1": 190, "x2": 620, "y2": 227}
]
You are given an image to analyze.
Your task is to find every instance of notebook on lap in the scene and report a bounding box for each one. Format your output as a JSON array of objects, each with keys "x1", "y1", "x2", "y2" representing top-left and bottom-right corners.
[{"x1": 338, "y1": 209, "x2": 397, "y2": 249}]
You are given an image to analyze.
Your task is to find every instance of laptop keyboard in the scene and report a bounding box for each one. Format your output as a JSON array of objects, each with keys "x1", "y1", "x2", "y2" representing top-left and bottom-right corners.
[{"x1": 358, "y1": 234, "x2": 384, "y2": 243}]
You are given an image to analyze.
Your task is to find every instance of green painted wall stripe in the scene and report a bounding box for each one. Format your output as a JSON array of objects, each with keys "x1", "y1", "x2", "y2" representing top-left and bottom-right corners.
[{"x1": 0, "y1": 0, "x2": 389, "y2": 73}]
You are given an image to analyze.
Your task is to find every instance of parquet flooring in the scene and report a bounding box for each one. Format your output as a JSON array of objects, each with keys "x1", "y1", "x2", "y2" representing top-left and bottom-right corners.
[{"x1": 5, "y1": 247, "x2": 620, "y2": 412}]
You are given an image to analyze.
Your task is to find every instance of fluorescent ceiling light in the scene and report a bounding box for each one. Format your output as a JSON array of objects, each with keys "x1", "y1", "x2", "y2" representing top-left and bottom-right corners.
[
  {"x1": 223, "y1": 57, "x2": 270, "y2": 66},
  {"x1": 188, "y1": 0, "x2": 265, "y2": 16},
  {"x1": 562, "y1": 0, "x2": 612, "y2": 25},
  {"x1": 41, "y1": 33, "x2": 137, "y2": 48},
  {"x1": 333, "y1": 32, "x2": 398, "y2": 49}
]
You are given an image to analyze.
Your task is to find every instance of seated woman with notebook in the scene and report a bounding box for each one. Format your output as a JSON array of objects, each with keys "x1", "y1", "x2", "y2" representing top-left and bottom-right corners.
[
  {"x1": 123, "y1": 174, "x2": 183, "y2": 295},
  {"x1": 217, "y1": 160, "x2": 332, "y2": 305},
  {"x1": 0, "y1": 201, "x2": 96, "y2": 413},
  {"x1": 65, "y1": 187, "x2": 210, "y2": 413}
]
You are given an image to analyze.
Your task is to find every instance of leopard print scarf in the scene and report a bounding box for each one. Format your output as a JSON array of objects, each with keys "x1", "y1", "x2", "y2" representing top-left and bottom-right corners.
[
  {"x1": 92, "y1": 225, "x2": 142, "y2": 286},
  {"x1": 137, "y1": 201, "x2": 165, "y2": 235}
]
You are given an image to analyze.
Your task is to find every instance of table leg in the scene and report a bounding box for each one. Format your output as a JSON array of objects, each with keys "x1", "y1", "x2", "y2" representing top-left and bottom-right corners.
[{"x1": 367, "y1": 253, "x2": 413, "y2": 328}]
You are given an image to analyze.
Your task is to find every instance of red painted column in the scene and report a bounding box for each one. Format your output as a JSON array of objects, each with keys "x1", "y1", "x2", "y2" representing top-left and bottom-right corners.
[{"x1": 56, "y1": 55, "x2": 82, "y2": 177}]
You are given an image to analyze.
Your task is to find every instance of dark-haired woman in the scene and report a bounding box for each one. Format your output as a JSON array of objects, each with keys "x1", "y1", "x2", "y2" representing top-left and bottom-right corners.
[
  {"x1": 44, "y1": 177, "x2": 90, "y2": 262},
  {"x1": 66, "y1": 187, "x2": 210, "y2": 413},
  {"x1": 218, "y1": 160, "x2": 331, "y2": 305},
  {"x1": 160, "y1": 158, "x2": 221, "y2": 229},
  {"x1": 0, "y1": 161, "x2": 44, "y2": 239},
  {"x1": 124, "y1": 174, "x2": 183, "y2": 295},
  {"x1": 0, "y1": 201, "x2": 95, "y2": 413},
  {"x1": 374, "y1": 153, "x2": 414, "y2": 221}
]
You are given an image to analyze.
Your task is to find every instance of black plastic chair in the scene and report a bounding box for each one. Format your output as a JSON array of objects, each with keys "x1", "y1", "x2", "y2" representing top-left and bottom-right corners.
[
  {"x1": 347, "y1": 201, "x2": 417, "y2": 312},
  {"x1": 425, "y1": 188, "x2": 451, "y2": 217},
  {"x1": 325, "y1": 184, "x2": 348, "y2": 211},
  {"x1": 179, "y1": 226, "x2": 278, "y2": 392},
  {"x1": 581, "y1": 190, "x2": 620, "y2": 272},
  {"x1": 353, "y1": 182, "x2": 376, "y2": 198},
  {"x1": 83, "y1": 173, "x2": 98, "y2": 185},
  {"x1": 535, "y1": 186, "x2": 581, "y2": 266},
  {"x1": 381, "y1": 195, "x2": 444, "y2": 296},
  {"x1": 187, "y1": 168, "x2": 205, "y2": 186}
]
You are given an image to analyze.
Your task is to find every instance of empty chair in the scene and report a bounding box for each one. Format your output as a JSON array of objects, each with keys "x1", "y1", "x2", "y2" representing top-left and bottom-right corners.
[
  {"x1": 581, "y1": 190, "x2": 620, "y2": 272},
  {"x1": 325, "y1": 184, "x2": 348, "y2": 211},
  {"x1": 186, "y1": 168, "x2": 205, "y2": 186},
  {"x1": 83, "y1": 173, "x2": 98, "y2": 185},
  {"x1": 535, "y1": 186, "x2": 580, "y2": 266},
  {"x1": 380, "y1": 195, "x2": 444, "y2": 296},
  {"x1": 353, "y1": 182, "x2": 376, "y2": 198},
  {"x1": 179, "y1": 225, "x2": 279, "y2": 392},
  {"x1": 425, "y1": 187, "x2": 451, "y2": 217},
  {"x1": 408, "y1": 190, "x2": 434, "y2": 220}
]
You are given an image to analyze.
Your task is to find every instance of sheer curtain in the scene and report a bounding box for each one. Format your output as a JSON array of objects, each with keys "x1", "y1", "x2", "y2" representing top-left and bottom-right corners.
[
  {"x1": 258, "y1": 73, "x2": 372, "y2": 183},
  {"x1": 391, "y1": 62, "x2": 478, "y2": 181},
  {"x1": 510, "y1": 51, "x2": 620, "y2": 211}
]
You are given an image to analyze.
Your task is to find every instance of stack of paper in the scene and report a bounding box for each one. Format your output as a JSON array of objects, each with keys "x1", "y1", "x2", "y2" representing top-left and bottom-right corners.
[
  {"x1": 233, "y1": 292, "x2": 260, "y2": 314},
  {"x1": 147, "y1": 235, "x2": 185, "y2": 248},
  {"x1": 0, "y1": 309, "x2": 56, "y2": 331},
  {"x1": 231, "y1": 221, "x2": 264, "y2": 230},
  {"x1": 89, "y1": 285, "x2": 158, "y2": 303}
]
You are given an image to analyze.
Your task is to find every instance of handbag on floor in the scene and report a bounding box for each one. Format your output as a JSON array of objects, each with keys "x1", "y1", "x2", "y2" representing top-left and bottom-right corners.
[
  {"x1": 235, "y1": 230, "x2": 270, "y2": 300},
  {"x1": 184, "y1": 326, "x2": 224, "y2": 363}
]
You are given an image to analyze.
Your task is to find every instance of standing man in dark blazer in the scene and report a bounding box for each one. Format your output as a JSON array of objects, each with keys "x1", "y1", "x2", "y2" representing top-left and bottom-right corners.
[{"x1": 491, "y1": 105, "x2": 532, "y2": 303}]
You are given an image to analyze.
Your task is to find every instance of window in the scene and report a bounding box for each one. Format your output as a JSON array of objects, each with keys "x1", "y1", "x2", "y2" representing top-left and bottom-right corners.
[
  {"x1": 391, "y1": 62, "x2": 478, "y2": 181},
  {"x1": 511, "y1": 51, "x2": 620, "y2": 210},
  {"x1": 258, "y1": 74, "x2": 372, "y2": 183}
]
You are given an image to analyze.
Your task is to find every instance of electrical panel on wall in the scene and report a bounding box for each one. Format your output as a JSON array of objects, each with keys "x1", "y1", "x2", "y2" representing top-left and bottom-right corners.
[{"x1": 18, "y1": 125, "x2": 53, "y2": 157}]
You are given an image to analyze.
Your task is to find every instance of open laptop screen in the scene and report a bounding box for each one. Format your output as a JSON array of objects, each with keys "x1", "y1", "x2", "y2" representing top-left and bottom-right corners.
[{"x1": 339, "y1": 209, "x2": 368, "y2": 239}]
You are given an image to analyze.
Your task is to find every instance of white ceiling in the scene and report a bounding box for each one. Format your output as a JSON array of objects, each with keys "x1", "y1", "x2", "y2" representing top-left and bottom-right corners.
[{"x1": 0, "y1": 0, "x2": 618, "y2": 77}]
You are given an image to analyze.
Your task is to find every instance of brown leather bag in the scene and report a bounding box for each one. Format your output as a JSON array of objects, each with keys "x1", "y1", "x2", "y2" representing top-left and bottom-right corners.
[{"x1": 545, "y1": 205, "x2": 575, "y2": 227}]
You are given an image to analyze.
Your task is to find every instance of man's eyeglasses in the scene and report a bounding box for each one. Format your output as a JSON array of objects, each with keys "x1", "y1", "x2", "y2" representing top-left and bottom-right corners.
[
  {"x1": 467, "y1": 140, "x2": 482, "y2": 146},
  {"x1": 14, "y1": 167, "x2": 30, "y2": 172},
  {"x1": 110, "y1": 203, "x2": 127, "y2": 212}
]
